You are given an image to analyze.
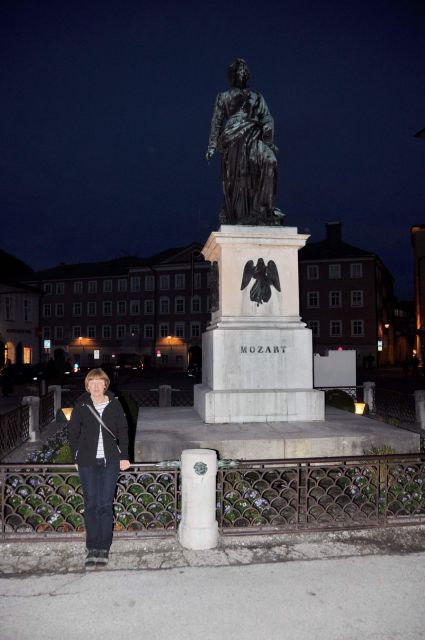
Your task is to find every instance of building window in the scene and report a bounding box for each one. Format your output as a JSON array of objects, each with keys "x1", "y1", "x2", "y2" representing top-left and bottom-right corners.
[
  {"x1": 193, "y1": 272, "x2": 201, "y2": 289},
  {"x1": 43, "y1": 327, "x2": 51, "y2": 339},
  {"x1": 175, "y1": 274, "x2": 185, "y2": 290},
  {"x1": 117, "y1": 300, "x2": 127, "y2": 315},
  {"x1": 43, "y1": 303, "x2": 51, "y2": 318},
  {"x1": 103, "y1": 280, "x2": 112, "y2": 293},
  {"x1": 159, "y1": 275, "x2": 170, "y2": 290},
  {"x1": 72, "y1": 326, "x2": 82, "y2": 339},
  {"x1": 351, "y1": 320, "x2": 364, "y2": 336},
  {"x1": 191, "y1": 295, "x2": 201, "y2": 313},
  {"x1": 350, "y1": 263, "x2": 363, "y2": 278},
  {"x1": 130, "y1": 324, "x2": 139, "y2": 336},
  {"x1": 55, "y1": 303, "x2": 64, "y2": 317},
  {"x1": 43, "y1": 283, "x2": 52, "y2": 295},
  {"x1": 329, "y1": 264, "x2": 341, "y2": 279},
  {"x1": 88, "y1": 281, "x2": 97, "y2": 294},
  {"x1": 159, "y1": 297, "x2": 170, "y2": 314},
  {"x1": 103, "y1": 301, "x2": 112, "y2": 316},
  {"x1": 73, "y1": 302, "x2": 82, "y2": 316},
  {"x1": 54, "y1": 326, "x2": 64, "y2": 340},
  {"x1": 102, "y1": 325, "x2": 112, "y2": 339},
  {"x1": 159, "y1": 323, "x2": 169, "y2": 338},
  {"x1": 145, "y1": 275, "x2": 154, "y2": 291},
  {"x1": 116, "y1": 324, "x2": 126, "y2": 338},
  {"x1": 351, "y1": 290, "x2": 364, "y2": 307},
  {"x1": 175, "y1": 322, "x2": 185, "y2": 338},
  {"x1": 329, "y1": 291, "x2": 342, "y2": 308},
  {"x1": 5, "y1": 295, "x2": 15, "y2": 320},
  {"x1": 307, "y1": 291, "x2": 320, "y2": 308},
  {"x1": 190, "y1": 322, "x2": 201, "y2": 338},
  {"x1": 144, "y1": 324, "x2": 154, "y2": 338},
  {"x1": 130, "y1": 276, "x2": 140, "y2": 292},
  {"x1": 130, "y1": 300, "x2": 140, "y2": 315},
  {"x1": 307, "y1": 265, "x2": 319, "y2": 280},
  {"x1": 307, "y1": 320, "x2": 320, "y2": 337},
  {"x1": 175, "y1": 296, "x2": 185, "y2": 313},
  {"x1": 118, "y1": 278, "x2": 127, "y2": 292},
  {"x1": 330, "y1": 320, "x2": 342, "y2": 337},
  {"x1": 87, "y1": 301, "x2": 97, "y2": 316},
  {"x1": 56, "y1": 282, "x2": 64, "y2": 295},
  {"x1": 74, "y1": 281, "x2": 83, "y2": 294},
  {"x1": 144, "y1": 299, "x2": 154, "y2": 315},
  {"x1": 87, "y1": 325, "x2": 96, "y2": 338},
  {"x1": 23, "y1": 299, "x2": 32, "y2": 322}
]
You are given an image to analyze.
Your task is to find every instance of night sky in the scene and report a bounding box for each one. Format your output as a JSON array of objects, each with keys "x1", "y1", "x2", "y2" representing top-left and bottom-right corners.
[{"x1": 1, "y1": 0, "x2": 424, "y2": 298}]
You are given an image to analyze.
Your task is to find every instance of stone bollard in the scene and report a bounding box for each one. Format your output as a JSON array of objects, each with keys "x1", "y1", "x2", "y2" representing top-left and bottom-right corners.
[
  {"x1": 48, "y1": 385, "x2": 62, "y2": 415},
  {"x1": 363, "y1": 381, "x2": 376, "y2": 413},
  {"x1": 159, "y1": 385, "x2": 172, "y2": 407},
  {"x1": 22, "y1": 396, "x2": 41, "y2": 442},
  {"x1": 415, "y1": 390, "x2": 425, "y2": 430},
  {"x1": 179, "y1": 449, "x2": 219, "y2": 550}
]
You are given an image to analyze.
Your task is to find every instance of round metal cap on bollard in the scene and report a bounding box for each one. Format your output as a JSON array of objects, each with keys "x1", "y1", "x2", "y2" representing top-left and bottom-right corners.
[{"x1": 178, "y1": 449, "x2": 218, "y2": 550}]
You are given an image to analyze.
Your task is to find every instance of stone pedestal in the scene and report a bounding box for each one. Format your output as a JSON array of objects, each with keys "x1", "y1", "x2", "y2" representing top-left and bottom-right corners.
[{"x1": 194, "y1": 225, "x2": 324, "y2": 423}]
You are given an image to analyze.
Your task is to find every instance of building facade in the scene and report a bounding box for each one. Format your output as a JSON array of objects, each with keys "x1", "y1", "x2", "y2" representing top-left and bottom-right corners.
[
  {"x1": 26, "y1": 244, "x2": 211, "y2": 371},
  {"x1": 0, "y1": 280, "x2": 41, "y2": 367},
  {"x1": 299, "y1": 222, "x2": 395, "y2": 366}
]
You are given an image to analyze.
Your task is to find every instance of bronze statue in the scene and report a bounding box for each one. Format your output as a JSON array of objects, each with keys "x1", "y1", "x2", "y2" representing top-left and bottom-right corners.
[
  {"x1": 207, "y1": 58, "x2": 283, "y2": 226},
  {"x1": 241, "y1": 258, "x2": 281, "y2": 305}
]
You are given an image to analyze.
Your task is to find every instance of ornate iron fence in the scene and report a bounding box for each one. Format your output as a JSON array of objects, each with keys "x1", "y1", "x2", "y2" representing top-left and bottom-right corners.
[
  {"x1": 124, "y1": 389, "x2": 159, "y2": 407},
  {"x1": 0, "y1": 407, "x2": 30, "y2": 460},
  {"x1": 373, "y1": 388, "x2": 416, "y2": 424},
  {"x1": 218, "y1": 454, "x2": 425, "y2": 534},
  {"x1": 171, "y1": 388, "x2": 194, "y2": 407},
  {"x1": 317, "y1": 386, "x2": 362, "y2": 401},
  {"x1": 39, "y1": 391, "x2": 55, "y2": 430},
  {"x1": 3, "y1": 454, "x2": 425, "y2": 541},
  {"x1": 0, "y1": 464, "x2": 179, "y2": 540}
]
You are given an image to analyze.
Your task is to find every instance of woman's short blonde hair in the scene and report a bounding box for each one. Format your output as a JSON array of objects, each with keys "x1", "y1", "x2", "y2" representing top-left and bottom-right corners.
[{"x1": 84, "y1": 368, "x2": 110, "y2": 391}]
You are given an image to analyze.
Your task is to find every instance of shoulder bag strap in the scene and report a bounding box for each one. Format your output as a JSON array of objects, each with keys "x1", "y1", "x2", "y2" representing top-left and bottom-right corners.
[{"x1": 85, "y1": 402, "x2": 119, "y2": 444}]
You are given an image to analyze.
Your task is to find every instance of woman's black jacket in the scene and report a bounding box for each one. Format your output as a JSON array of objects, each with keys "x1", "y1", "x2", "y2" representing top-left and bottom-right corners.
[{"x1": 68, "y1": 391, "x2": 129, "y2": 466}]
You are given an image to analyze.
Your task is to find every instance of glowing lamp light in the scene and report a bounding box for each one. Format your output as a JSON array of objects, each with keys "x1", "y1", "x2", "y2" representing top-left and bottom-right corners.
[
  {"x1": 354, "y1": 402, "x2": 366, "y2": 415},
  {"x1": 62, "y1": 407, "x2": 74, "y2": 421}
]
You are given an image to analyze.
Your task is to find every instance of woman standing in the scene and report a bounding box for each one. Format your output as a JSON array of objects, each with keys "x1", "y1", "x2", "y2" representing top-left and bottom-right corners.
[{"x1": 69, "y1": 368, "x2": 130, "y2": 568}]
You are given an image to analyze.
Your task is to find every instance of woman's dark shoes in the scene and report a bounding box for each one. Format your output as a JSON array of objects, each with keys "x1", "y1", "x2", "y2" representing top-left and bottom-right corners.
[
  {"x1": 96, "y1": 549, "x2": 109, "y2": 566},
  {"x1": 84, "y1": 550, "x2": 98, "y2": 569}
]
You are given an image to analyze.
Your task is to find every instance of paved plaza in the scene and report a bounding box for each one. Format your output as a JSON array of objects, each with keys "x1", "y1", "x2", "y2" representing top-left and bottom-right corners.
[{"x1": 1, "y1": 528, "x2": 425, "y2": 640}]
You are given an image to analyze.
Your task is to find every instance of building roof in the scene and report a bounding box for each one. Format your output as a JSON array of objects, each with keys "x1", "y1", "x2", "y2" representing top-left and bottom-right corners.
[
  {"x1": 299, "y1": 222, "x2": 376, "y2": 261},
  {"x1": 0, "y1": 249, "x2": 33, "y2": 278},
  {"x1": 0, "y1": 278, "x2": 42, "y2": 294},
  {"x1": 25, "y1": 244, "x2": 204, "y2": 281}
]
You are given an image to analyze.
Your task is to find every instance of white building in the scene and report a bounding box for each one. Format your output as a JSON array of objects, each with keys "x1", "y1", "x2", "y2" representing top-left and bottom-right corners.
[{"x1": 0, "y1": 279, "x2": 41, "y2": 366}]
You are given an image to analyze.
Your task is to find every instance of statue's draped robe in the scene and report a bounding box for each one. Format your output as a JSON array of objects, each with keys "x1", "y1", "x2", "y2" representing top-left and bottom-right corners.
[{"x1": 208, "y1": 88, "x2": 277, "y2": 225}]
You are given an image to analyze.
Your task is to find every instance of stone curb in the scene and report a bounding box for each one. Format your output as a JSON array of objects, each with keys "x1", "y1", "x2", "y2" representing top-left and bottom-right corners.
[{"x1": 1, "y1": 525, "x2": 425, "y2": 576}]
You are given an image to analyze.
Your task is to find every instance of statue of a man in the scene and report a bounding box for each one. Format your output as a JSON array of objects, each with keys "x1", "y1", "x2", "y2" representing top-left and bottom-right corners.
[{"x1": 206, "y1": 58, "x2": 283, "y2": 226}]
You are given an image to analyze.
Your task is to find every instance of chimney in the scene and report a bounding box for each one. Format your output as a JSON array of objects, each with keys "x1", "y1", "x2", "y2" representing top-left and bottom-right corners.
[{"x1": 326, "y1": 221, "x2": 342, "y2": 243}]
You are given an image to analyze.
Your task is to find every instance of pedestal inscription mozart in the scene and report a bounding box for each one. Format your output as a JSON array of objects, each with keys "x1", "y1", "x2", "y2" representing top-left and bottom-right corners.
[{"x1": 206, "y1": 58, "x2": 283, "y2": 226}]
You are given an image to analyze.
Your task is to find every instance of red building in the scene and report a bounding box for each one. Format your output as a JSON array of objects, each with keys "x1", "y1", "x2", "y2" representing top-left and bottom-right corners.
[
  {"x1": 26, "y1": 244, "x2": 210, "y2": 370},
  {"x1": 299, "y1": 222, "x2": 395, "y2": 366}
]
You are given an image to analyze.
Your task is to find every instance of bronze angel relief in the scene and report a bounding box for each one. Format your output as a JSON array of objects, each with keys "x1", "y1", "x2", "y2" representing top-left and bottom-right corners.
[{"x1": 241, "y1": 258, "x2": 281, "y2": 306}]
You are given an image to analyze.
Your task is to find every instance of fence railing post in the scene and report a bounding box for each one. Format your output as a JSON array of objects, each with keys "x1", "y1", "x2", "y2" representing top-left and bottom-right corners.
[
  {"x1": 414, "y1": 390, "x2": 425, "y2": 430},
  {"x1": 158, "y1": 385, "x2": 172, "y2": 407},
  {"x1": 21, "y1": 396, "x2": 40, "y2": 442},
  {"x1": 48, "y1": 385, "x2": 62, "y2": 415},
  {"x1": 363, "y1": 381, "x2": 376, "y2": 413},
  {"x1": 179, "y1": 448, "x2": 218, "y2": 550}
]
